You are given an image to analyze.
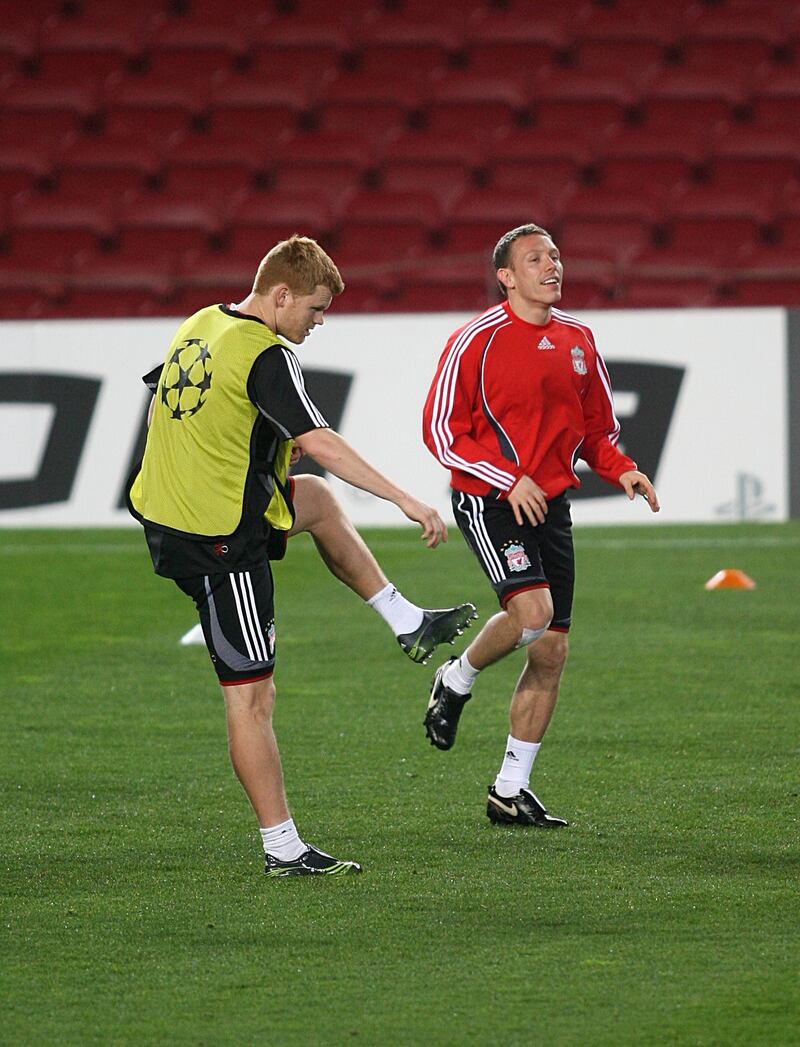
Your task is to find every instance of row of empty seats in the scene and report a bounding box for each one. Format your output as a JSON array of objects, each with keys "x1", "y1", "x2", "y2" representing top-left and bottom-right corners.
[{"x1": 2, "y1": 0, "x2": 799, "y2": 316}]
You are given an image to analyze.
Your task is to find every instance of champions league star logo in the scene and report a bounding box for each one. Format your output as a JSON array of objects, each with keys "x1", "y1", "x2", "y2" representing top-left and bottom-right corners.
[{"x1": 161, "y1": 338, "x2": 213, "y2": 420}]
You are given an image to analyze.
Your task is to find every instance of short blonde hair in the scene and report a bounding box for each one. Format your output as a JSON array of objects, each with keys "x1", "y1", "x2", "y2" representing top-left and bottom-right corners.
[{"x1": 253, "y1": 235, "x2": 344, "y2": 297}]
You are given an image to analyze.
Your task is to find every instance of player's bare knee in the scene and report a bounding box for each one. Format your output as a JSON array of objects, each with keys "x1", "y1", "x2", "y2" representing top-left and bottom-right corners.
[
  {"x1": 513, "y1": 607, "x2": 554, "y2": 649},
  {"x1": 529, "y1": 632, "x2": 569, "y2": 673}
]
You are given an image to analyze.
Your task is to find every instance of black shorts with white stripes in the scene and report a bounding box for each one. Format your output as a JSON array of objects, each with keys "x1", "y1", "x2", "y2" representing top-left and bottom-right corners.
[
  {"x1": 452, "y1": 489, "x2": 574, "y2": 631},
  {"x1": 175, "y1": 563, "x2": 276, "y2": 685}
]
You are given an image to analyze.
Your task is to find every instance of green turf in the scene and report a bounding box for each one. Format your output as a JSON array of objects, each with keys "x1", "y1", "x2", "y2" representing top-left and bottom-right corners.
[{"x1": 1, "y1": 523, "x2": 798, "y2": 1046}]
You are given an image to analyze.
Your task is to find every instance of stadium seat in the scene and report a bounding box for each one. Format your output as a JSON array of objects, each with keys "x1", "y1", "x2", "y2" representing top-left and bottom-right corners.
[
  {"x1": 58, "y1": 287, "x2": 173, "y2": 318},
  {"x1": 556, "y1": 217, "x2": 650, "y2": 267},
  {"x1": 531, "y1": 67, "x2": 637, "y2": 106},
  {"x1": 100, "y1": 102, "x2": 198, "y2": 143},
  {"x1": 273, "y1": 132, "x2": 376, "y2": 200},
  {"x1": 9, "y1": 190, "x2": 117, "y2": 253},
  {"x1": 70, "y1": 248, "x2": 176, "y2": 299},
  {"x1": 644, "y1": 66, "x2": 748, "y2": 106},
  {"x1": 58, "y1": 134, "x2": 165, "y2": 183},
  {"x1": 490, "y1": 124, "x2": 604, "y2": 169},
  {"x1": 225, "y1": 191, "x2": 336, "y2": 255},
  {"x1": 377, "y1": 130, "x2": 487, "y2": 207},
  {"x1": 145, "y1": 1, "x2": 249, "y2": 54},
  {"x1": 316, "y1": 99, "x2": 409, "y2": 140},
  {"x1": 570, "y1": 0, "x2": 695, "y2": 44},
  {"x1": 341, "y1": 190, "x2": 444, "y2": 236},
  {"x1": 675, "y1": 37, "x2": 774, "y2": 77},
  {"x1": 616, "y1": 276, "x2": 717, "y2": 308},
  {"x1": 116, "y1": 192, "x2": 226, "y2": 255},
  {"x1": 664, "y1": 184, "x2": 775, "y2": 224},
  {"x1": 597, "y1": 156, "x2": 692, "y2": 195},
  {"x1": 355, "y1": 40, "x2": 455, "y2": 80},
  {"x1": 464, "y1": 40, "x2": 561, "y2": 79},
  {"x1": 751, "y1": 95, "x2": 800, "y2": 134},
  {"x1": 724, "y1": 281, "x2": 800, "y2": 307},
  {"x1": 372, "y1": 280, "x2": 489, "y2": 314},
  {"x1": 574, "y1": 38, "x2": 666, "y2": 83},
  {"x1": 0, "y1": 109, "x2": 80, "y2": 151},
  {"x1": 3, "y1": 69, "x2": 101, "y2": 118},
  {"x1": 422, "y1": 72, "x2": 531, "y2": 136},
  {"x1": 600, "y1": 125, "x2": 706, "y2": 167},
  {"x1": 688, "y1": 2, "x2": 787, "y2": 44},
  {"x1": 559, "y1": 277, "x2": 613, "y2": 309},
  {"x1": 0, "y1": 289, "x2": 56, "y2": 318},
  {"x1": 444, "y1": 187, "x2": 557, "y2": 255},
  {"x1": 463, "y1": 3, "x2": 590, "y2": 49},
  {"x1": 38, "y1": 3, "x2": 157, "y2": 61},
  {"x1": 17, "y1": 46, "x2": 123, "y2": 91},
  {"x1": 176, "y1": 248, "x2": 257, "y2": 295},
  {"x1": 635, "y1": 215, "x2": 763, "y2": 269},
  {"x1": 559, "y1": 185, "x2": 663, "y2": 223}
]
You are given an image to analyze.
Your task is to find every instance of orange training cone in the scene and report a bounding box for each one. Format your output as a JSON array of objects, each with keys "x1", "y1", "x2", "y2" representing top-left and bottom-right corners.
[{"x1": 704, "y1": 569, "x2": 756, "y2": 590}]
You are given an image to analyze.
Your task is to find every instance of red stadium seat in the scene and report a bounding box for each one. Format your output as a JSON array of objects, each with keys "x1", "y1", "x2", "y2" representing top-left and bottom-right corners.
[
  {"x1": 0, "y1": 289, "x2": 57, "y2": 319},
  {"x1": 422, "y1": 71, "x2": 530, "y2": 136},
  {"x1": 225, "y1": 191, "x2": 336, "y2": 255},
  {"x1": 556, "y1": 217, "x2": 650, "y2": 267},
  {"x1": 59, "y1": 135, "x2": 165, "y2": 181},
  {"x1": 464, "y1": 41, "x2": 561, "y2": 79},
  {"x1": 559, "y1": 186, "x2": 663, "y2": 223},
  {"x1": 39, "y1": 2, "x2": 158, "y2": 60},
  {"x1": 635, "y1": 216, "x2": 762, "y2": 269},
  {"x1": 377, "y1": 130, "x2": 486, "y2": 208},
  {"x1": 70, "y1": 248, "x2": 176, "y2": 299},
  {"x1": 3, "y1": 70, "x2": 101, "y2": 118},
  {"x1": 720, "y1": 280, "x2": 800, "y2": 307},
  {"x1": 117, "y1": 192, "x2": 226, "y2": 255},
  {"x1": 664, "y1": 184, "x2": 775, "y2": 224},
  {"x1": 444, "y1": 187, "x2": 557, "y2": 254},
  {"x1": 464, "y1": 3, "x2": 590, "y2": 49},
  {"x1": 0, "y1": 109, "x2": 79, "y2": 151},
  {"x1": 571, "y1": 0, "x2": 695, "y2": 44},
  {"x1": 531, "y1": 67, "x2": 637, "y2": 106},
  {"x1": 490, "y1": 124, "x2": 605, "y2": 168},
  {"x1": 616, "y1": 276, "x2": 717, "y2": 308},
  {"x1": 600, "y1": 125, "x2": 707, "y2": 167},
  {"x1": 688, "y1": 2, "x2": 787, "y2": 45},
  {"x1": 598, "y1": 156, "x2": 692, "y2": 195},
  {"x1": 334, "y1": 224, "x2": 429, "y2": 268},
  {"x1": 10, "y1": 189, "x2": 116, "y2": 245},
  {"x1": 644, "y1": 66, "x2": 749, "y2": 106},
  {"x1": 574, "y1": 38, "x2": 666, "y2": 83}
]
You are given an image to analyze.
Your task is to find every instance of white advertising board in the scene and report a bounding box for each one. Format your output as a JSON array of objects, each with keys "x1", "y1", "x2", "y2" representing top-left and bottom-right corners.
[{"x1": 0, "y1": 308, "x2": 788, "y2": 527}]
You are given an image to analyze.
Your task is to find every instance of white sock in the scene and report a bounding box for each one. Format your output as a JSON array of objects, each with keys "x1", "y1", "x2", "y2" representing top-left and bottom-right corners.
[
  {"x1": 494, "y1": 735, "x2": 541, "y2": 798},
  {"x1": 259, "y1": 817, "x2": 306, "y2": 861},
  {"x1": 442, "y1": 651, "x2": 480, "y2": 695},
  {"x1": 366, "y1": 583, "x2": 423, "y2": 636}
]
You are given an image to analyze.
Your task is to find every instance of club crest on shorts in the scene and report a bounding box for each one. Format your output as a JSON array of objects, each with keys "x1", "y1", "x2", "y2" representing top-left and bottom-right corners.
[
  {"x1": 266, "y1": 620, "x2": 276, "y2": 657},
  {"x1": 570, "y1": 346, "x2": 587, "y2": 375},
  {"x1": 502, "y1": 541, "x2": 531, "y2": 573}
]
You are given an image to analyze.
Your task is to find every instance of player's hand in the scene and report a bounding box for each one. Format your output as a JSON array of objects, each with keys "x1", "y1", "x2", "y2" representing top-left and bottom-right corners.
[
  {"x1": 289, "y1": 445, "x2": 302, "y2": 466},
  {"x1": 397, "y1": 495, "x2": 448, "y2": 548},
  {"x1": 619, "y1": 470, "x2": 660, "y2": 513},
  {"x1": 507, "y1": 475, "x2": 549, "y2": 527}
]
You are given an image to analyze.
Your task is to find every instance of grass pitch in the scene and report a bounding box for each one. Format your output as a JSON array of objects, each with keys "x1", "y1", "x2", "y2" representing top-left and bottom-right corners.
[{"x1": 1, "y1": 522, "x2": 798, "y2": 1046}]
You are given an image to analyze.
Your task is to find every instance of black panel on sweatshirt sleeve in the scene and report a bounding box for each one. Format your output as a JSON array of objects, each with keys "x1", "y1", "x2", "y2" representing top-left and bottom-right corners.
[{"x1": 248, "y1": 344, "x2": 329, "y2": 438}]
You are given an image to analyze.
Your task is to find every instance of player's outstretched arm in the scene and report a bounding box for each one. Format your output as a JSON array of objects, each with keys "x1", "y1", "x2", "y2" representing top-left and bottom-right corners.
[
  {"x1": 295, "y1": 427, "x2": 448, "y2": 547},
  {"x1": 619, "y1": 470, "x2": 660, "y2": 513}
]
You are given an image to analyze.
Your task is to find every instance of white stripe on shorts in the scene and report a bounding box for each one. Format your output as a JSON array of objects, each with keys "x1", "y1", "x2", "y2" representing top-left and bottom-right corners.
[
  {"x1": 459, "y1": 493, "x2": 506, "y2": 584},
  {"x1": 230, "y1": 572, "x2": 268, "y2": 663}
]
